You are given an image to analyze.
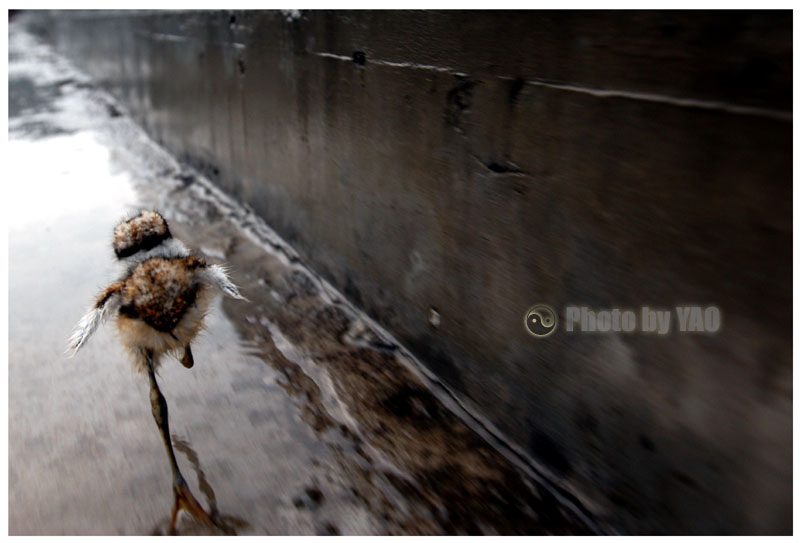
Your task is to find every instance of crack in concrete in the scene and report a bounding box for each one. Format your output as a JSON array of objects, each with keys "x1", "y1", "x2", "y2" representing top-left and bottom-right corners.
[{"x1": 313, "y1": 50, "x2": 790, "y2": 122}]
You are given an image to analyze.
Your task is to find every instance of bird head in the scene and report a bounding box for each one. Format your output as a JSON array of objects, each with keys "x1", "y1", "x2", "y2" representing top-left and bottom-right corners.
[{"x1": 113, "y1": 210, "x2": 173, "y2": 260}]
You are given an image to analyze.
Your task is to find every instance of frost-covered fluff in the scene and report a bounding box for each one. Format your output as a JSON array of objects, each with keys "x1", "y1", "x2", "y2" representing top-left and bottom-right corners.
[{"x1": 68, "y1": 210, "x2": 246, "y2": 372}]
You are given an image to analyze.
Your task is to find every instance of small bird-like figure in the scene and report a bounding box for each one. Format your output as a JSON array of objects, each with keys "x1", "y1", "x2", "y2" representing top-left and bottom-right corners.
[{"x1": 68, "y1": 210, "x2": 246, "y2": 534}]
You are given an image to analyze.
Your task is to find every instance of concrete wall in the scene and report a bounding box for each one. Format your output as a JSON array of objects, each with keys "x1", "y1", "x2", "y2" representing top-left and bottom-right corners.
[{"x1": 28, "y1": 10, "x2": 792, "y2": 534}]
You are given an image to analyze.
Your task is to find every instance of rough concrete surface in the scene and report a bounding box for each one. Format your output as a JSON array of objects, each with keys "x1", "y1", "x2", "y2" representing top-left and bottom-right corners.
[
  {"x1": 14, "y1": 11, "x2": 793, "y2": 534},
  {"x1": 9, "y1": 26, "x2": 594, "y2": 536}
]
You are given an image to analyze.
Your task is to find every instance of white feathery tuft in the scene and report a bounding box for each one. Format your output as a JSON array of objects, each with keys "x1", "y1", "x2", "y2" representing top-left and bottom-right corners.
[
  {"x1": 201, "y1": 264, "x2": 248, "y2": 301},
  {"x1": 66, "y1": 295, "x2": 122, "y2": 356}
]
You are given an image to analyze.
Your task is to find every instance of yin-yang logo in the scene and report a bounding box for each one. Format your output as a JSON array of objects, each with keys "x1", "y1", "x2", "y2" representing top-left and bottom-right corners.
[{"x1": 525, "y1": 304, "x2": 557, "y2": 338}]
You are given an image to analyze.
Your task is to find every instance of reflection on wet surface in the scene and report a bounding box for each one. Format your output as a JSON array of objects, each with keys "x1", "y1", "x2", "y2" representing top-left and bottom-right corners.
[
  {"x1": 8, "y1": 25, "x2": 595, "y2": 535},
  {"x1": 153, "y1": 435, "x2": 247, "y2": 535}
]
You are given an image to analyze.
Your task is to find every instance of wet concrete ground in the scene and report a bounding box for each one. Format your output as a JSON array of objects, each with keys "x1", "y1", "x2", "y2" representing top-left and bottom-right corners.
[{"x1": 8, "y1": 26, "x2": 595, "y2": 535}]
